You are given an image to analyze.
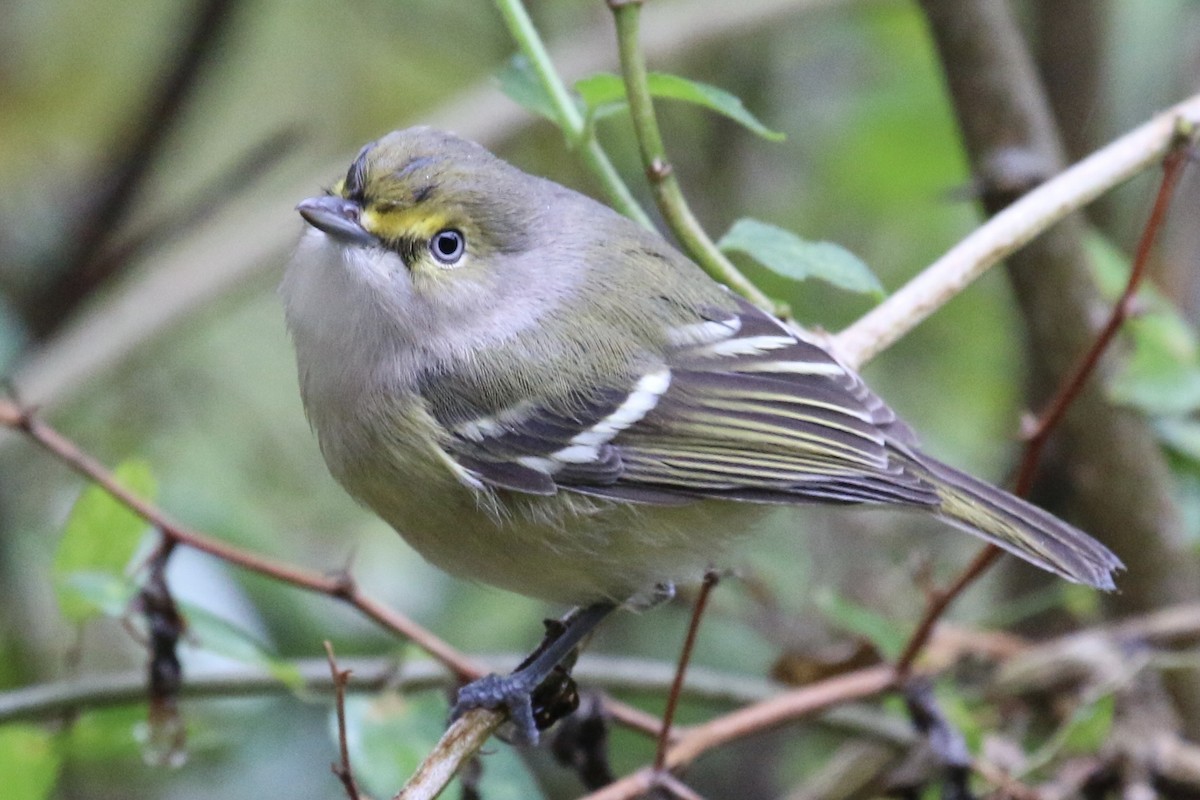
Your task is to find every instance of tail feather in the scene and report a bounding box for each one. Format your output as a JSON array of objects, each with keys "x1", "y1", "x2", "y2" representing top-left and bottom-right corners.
[{"x1": 909, "y1": 453, "x2": 1124, "y2": 590}]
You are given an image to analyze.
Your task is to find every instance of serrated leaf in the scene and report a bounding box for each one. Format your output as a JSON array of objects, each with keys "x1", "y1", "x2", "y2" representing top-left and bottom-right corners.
[
  {"x1": 54, "y1": 459, "x2": 156, "y2": 622},
  {"x1": 0, "y1": 725, "x2": 60, "y2": 800},
  {"x1": 183, "y1": 604, "x2": 304, "y2": 693},
  {"x1": 718, "y1": 218, "x2": 884, "y2": 296},
  {"x1": 813, "y1": 588, "x2": 905, "y2": 658},
  {"x1": 574, "y1": 72, "x2": 785, "y2": 141},
  {"x1": 496, "y1": 54, "x2": 558, "y2": 124}
]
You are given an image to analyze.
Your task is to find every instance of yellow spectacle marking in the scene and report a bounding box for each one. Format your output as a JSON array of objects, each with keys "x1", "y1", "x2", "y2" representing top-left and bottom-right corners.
[{"x1": 360, "y1": 205, "x2": 452, "y2": 242}]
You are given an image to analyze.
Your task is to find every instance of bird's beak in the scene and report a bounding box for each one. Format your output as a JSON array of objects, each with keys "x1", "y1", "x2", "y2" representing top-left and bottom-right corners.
[{"x1": 296, "y1": 196, "x2": 379, "y2": 246}]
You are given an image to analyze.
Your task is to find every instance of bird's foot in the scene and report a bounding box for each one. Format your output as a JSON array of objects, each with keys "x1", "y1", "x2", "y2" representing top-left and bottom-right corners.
[
  {"x1": 449, "y1": 602, "x2": 615, "y2": 745},
  {"x1": 450, "y1": 664, "x2": 580, "y2": 746}
]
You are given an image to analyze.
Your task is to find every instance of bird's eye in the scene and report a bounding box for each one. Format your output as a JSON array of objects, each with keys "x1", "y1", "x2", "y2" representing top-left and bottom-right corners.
[{"x1": 429, "y1": 229, "x2": 466, "y2": 265}]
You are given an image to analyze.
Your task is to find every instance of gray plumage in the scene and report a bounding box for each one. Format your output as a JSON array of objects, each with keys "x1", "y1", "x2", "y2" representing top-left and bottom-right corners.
[{"x1": 281, "y1": 127, "x2": 1122, "y2": 605}]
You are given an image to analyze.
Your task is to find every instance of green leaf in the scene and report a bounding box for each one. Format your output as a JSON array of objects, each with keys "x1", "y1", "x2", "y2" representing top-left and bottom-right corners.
[
  {"x1": 62, "y1": 707, "x2": 145, "y2": 763},
  {"x1": 54, "y1": 459, "x2": 156, "y2": 622},
  {"x1": 1085, "y1": 231, "x2": 1200, "y2": 416},
  {"x1": 1061, "y1": 582, "x2": 1102, "y2": 621},
  {"x1": 718, "y1": 218, "x2": 884, "y2": 297},
  {"x1": 60, "y1": 572, "x2": 139, "y2": 618},
  {"x1": 1061, "y1": 694, "x2": 1115, "y2": 754},
  {"x1": 183, "y1": 604, "x2": 304, "y2": 693},
  {"x1": 813, "y1": 588, "x2": 905, "y2": 658},
  {"x1": 574, "y1": 72, "x2": 785, "y2": 141},
  {"x1": 0, "y1": 725, "x2": 60, "y2": 800},
  {"x1": 473, "y1": 740, "x2": 547, "y2": 800},
  {"x1": 496, "y1": 54, "x2": 559, "y2": 124},
  {"x1": 341, "y1": 693, "x2": 544, "y2": 799},
  {"x1": 342, "y1": 694, "x2": 442, "y2": 795},
  {"x1": 1108, "y1": 312, "x2": 1200, "y2": 415},
  {"x1": 1157, "y1": 417, "x2": 1200, "y2": 461}
]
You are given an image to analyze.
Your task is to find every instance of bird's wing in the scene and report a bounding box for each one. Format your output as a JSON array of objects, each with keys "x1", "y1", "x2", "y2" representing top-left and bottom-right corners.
[{"x1": 432, "y1": 299, "x2": 939, "y2": 507}]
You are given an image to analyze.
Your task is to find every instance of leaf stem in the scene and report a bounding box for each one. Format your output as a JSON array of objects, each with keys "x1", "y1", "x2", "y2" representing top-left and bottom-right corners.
[
  {"x1": 608, "y1": 0, "x2": 782, "y2": 315},
  {"x1": 494, "y1": 0, "x2": 653, "y2": 228}
]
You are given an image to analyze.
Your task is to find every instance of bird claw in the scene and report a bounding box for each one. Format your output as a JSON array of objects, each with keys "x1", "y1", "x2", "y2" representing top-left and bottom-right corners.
[{"x1": 451, "y1": 672, "x2": 540, "y2": 746}]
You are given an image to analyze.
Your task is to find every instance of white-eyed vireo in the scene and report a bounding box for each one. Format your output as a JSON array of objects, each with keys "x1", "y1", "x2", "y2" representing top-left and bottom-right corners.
[{"x1": 281, "y1": 127, "x2": 1121, "y2": 741}]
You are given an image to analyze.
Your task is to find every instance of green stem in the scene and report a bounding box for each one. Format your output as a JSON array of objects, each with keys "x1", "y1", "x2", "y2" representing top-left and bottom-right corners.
[
  {"x1": 495, "y1": 0, "x2": 653, "y2": 228},
  {"x1": 609, "y1": 0, "x2": 782, "y2": 315}
]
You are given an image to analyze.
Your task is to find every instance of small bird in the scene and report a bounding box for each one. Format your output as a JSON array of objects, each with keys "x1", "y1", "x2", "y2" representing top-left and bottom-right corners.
[{"x1": 281, "y1": 127, "x2": 1122, "y2": 741}]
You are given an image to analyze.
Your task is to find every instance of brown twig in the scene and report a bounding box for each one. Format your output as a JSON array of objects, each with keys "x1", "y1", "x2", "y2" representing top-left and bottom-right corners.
[
  {"x1": 1013, "y1": 132, "x2": 1196, "y2": 495},
  {"x1": 1, "y1": 393, "x2": 665, "y2": 794},
  {"x1": 656, "y1": 571, "x2": 719, "y2": 770},
  {"x1": 399, "y1": 661, "x2": 898, "y2": 800},
  {"x1": 324, "y1": 641, "x2": 361, "y2": 800},
  {"x1": 138, "y1": 547, "x2": 187, "y2": 767},
  {"x1": 0, "y1": 397, "x2": 478, "y2": 680},
  {"x1": 892, "y1": 129, "x2": 1196, "y2": 678},
  {"x1": 895, "y1": 545, "x2": 1003, "y2": 676},
  {"x1": 578, "y1": 665, "x2": 898, "y2": 800}
]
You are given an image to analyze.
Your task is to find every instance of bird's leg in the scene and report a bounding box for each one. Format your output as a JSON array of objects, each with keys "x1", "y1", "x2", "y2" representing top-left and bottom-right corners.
[{"x1": 451, "y1": 601, "x2": 616, "y2": 745}]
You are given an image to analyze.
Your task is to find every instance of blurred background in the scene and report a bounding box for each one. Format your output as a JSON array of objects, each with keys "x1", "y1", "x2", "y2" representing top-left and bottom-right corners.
[{"x1": 1, "y1": 0, "x2": 1198, "y2": 797}]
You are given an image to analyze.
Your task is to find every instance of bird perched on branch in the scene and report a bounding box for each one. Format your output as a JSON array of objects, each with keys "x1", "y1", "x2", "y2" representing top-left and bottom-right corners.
[{"x1": 281, "y1": 127, "x2": 1122, "y2": 743}]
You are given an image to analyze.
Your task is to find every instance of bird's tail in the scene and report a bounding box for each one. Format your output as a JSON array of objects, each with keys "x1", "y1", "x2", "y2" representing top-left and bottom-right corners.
[{"x1": 908, "y1": 453, "x2": 1123, "y2": 590}]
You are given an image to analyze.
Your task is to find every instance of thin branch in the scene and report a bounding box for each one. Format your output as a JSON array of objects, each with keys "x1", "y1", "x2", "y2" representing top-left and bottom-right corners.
[
  {"x1": 494, "y1": 0, "x2": 653, "y2": 228},
  {"x1": 656, "y1": 571, "x2": 719, "y2": 770},
  {"x1": 664, "y1": 665, "x2": 897, "y2": 768},
  {"x1": 325, "y1": 642, "x2": 362, "y2": 800},
  {"x1": 833, "y1": 91, "x2": 1200, "y2": 370},
  {"x1": 892, "y1": 131, "x2": 1194, "y2": 676},
  {"x1": 0, "y1": 398, "x2": 478, "y2": 679},
  {"x1": 0, "y1": 654, "x2": 785, "y2": 725},
  {"x1": 1012, "y1": 132, "x2": 1196, "y2": 494},
  {"x1": 607, "y1": 0, "x2": 781, "y2": 315},
  {"x1": 578, "y1": 666, "x2": 898, "y2": 800},
  {"x1": 895, "y1": 545, "x2": 1003, "y2": 675},
  {"x1": 395, "y1": 711, "x2": 503, "y2": 800}
]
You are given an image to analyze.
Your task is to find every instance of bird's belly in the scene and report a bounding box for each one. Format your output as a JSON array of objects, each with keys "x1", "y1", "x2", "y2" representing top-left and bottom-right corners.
[
  {"x1": 314, "y1": 396, "x2": 764, "y2": 604},
  {"x1": 353, "y1": 468, "x2": 758, "y2": 605}
]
